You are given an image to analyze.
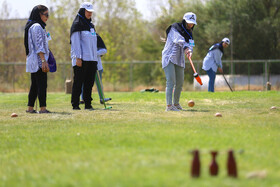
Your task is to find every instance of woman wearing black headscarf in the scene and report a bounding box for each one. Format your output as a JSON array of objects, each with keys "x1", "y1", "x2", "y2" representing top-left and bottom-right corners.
[
  {"x1": 70, "y1": 2, "x2": 98, "y2": 110},
  {"x1": 162, "y1": 12, "x2": 197, "y2": 111},
  {"x1": 24, "y1": 5, "x2": 51, "y2": 114}
]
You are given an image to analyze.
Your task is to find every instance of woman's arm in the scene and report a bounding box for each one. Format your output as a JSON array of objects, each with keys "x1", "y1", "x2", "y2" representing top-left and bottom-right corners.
[
  {"x1": 169, "y1": 28, "x2": 186, "y2": 47},
  {"x1": 170, "y1": 28, "x2": 193, "y2": 58},
  {"x1": 97, "y1": 48, "x2": 107, "y2": 56},
  {"x1": 71, "y1": 32, "x2": 82, "y2": 67},
  {"x1": 213, "y1": 50, "x2": 223, "y2": 73},
  {"x1": 32, "y1": 24, "x2": 49, "y2": 72}
]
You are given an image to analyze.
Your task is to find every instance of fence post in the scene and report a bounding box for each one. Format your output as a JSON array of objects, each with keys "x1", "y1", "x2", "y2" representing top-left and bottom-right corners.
[
  {"x1": 263, "y1": 61, "x2": 268, "y2": 90},
  {"x1": 13, "y1": 63, "x2": 15, "y2": 92},
  {"x1": 63, "y1": 63, "x2": 66, "y2": 82},
  {"x1": 231, "y1": 61, "x2": 235, "y2": 90},
  {"x1": 248, "y1": 62, "x2": 250, "y2": 91},
  {"x1": 267, "y1": 60, "x2": 270, "y2": 82},
  {"x1": 130, "y1": 61, "x2": 133, "y2": 91}
]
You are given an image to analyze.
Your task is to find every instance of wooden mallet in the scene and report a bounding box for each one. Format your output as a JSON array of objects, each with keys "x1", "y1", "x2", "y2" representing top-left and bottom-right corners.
[
  {"x1": 222, "y1": 73, "x2": 233, "y2": 92},
  {"x1": 188, "y1": 56, "x2": 203, "y2": 85}
]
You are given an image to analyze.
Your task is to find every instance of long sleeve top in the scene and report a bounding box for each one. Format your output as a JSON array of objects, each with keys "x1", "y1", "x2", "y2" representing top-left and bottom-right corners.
[
  {"x1": 162, "y1": 27, "x2": 193, "y2": 69},
  {"x1": 26, "y1": 23, "x2": 49, "y2": 73},
  {"x1": 70, "y1": 28, "x2": 98, "y2": 66},
  {"x1": 202, "y1": 49, "x2": 223, "y2": 72},
  {"x1": 97, "y1": 48, "x2": 107, "y2": 71}
]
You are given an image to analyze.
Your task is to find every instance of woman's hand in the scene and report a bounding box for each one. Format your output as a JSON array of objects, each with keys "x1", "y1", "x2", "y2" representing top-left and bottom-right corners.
[
  {"x1": 76, "y1": 58, "x2": 82, "y2": 67},
  {"x1": 218, "y1": 67, "x2": 223, "y2": 74},
  {"x1": 38, "y1": 52, "x2": 49, "y2": 72},
  {"x1": 42, "y1": 60, "x2": 49, "y2": 72},
  {"x1": 185, "y1": 49, "x2": 192, "y2": 59}
]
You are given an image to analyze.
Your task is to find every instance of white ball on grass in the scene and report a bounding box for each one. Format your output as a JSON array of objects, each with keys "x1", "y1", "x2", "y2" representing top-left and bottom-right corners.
[
  {"x1": 215, "y1": 113, "x2": 222, "y2": 117},
  {"x1": 11, "y1": 113, "x2": 18, "y2": 117}
]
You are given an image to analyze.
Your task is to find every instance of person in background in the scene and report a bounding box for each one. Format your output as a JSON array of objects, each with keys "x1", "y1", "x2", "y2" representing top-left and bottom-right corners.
[
  {"x1": 24, "y1": 5, "x2": 51, "y2": 114},
  {"x1": 70, "y1": 2, "x2": 98, "y2": 110},
  {"x1": 162, "y1": 12, "x2": 197, "y2": 111},
  {"x1": 80, "y1": 34, "x2": 112, "y2": 105},
  {"x1": 202, "y1": 38, "x2": 230, "y2": 92}
]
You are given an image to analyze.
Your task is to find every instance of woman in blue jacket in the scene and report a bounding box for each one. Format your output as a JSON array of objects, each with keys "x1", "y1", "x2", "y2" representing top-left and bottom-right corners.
[{"x1": 202, "y1": 38, "x2": 230, "y2": 92}]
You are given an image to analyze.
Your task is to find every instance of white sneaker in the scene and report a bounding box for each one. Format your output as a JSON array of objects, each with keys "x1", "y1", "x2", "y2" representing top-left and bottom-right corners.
[
  {"x1": 174, "y1": 104, "x2": 183, "y2": 110},
  {"x1": 166, "y1": 105, "x2": 180, "y2": 111}
]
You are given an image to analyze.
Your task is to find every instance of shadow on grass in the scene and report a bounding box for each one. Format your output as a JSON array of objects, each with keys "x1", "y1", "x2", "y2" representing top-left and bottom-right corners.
[
  {"x1": 47, "y1": 112, "x2": 72, "y2": 115},
  {"x1": 182, "y1": 109, "x2": 210, "y2": 112},
  {"x1": 93, "y1": 108, "x2": 119, "y2": 111},
  {"x1": 101, "y1": 103, "x2": 116, "y2": 106}
]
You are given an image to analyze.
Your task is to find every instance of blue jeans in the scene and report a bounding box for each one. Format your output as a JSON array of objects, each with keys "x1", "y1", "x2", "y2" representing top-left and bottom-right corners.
[
  {"x1": 206, "y1": 68, "x2": 216, "y2": 92},
  {"x1": 164, "y1": 62, "x2": 184, "y2": 105}
]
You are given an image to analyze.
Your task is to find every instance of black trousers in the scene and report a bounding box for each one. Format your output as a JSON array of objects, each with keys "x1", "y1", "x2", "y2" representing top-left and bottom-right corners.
[
  {"x1": 28, "y1": 68, "x2": 47, "y2": 107},
  {"x1": 71, "y1": 61, "x2": 97, "y2": 108}
]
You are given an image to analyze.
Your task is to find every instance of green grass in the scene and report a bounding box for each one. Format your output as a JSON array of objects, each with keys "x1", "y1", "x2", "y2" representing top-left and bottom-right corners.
[{"x1": 0, "y1": 91, "x2": 280, "y2": 187}]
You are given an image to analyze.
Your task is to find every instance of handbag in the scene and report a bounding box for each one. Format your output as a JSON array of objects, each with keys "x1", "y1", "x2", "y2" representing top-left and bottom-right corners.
[{"x1": 48, "y1": 49, "x2": 57, "y2": 73}]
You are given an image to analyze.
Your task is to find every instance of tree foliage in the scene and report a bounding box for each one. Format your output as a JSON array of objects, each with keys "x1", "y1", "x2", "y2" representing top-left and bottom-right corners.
[
  {"x1": 1, "y1": 0, "x2": 279, "y2": 62},
  {"x1": 0, "y1": 0, "x2": 279, "y2": 90}
]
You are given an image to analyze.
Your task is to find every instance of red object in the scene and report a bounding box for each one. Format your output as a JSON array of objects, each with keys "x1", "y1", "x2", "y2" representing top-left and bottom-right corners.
[
  {"x1": 227, "y1": 150, "x2": 238, "y2": 178},
  {"x1": 209, "y1": 151, "x2": 219, "y2": 176},
  {"x1": 191, "y1": 150, "x2": 200, "y2": 178},
  {"x1": 188, "y1": 57, "x2": 203, "y2": 85},
  {"x1": 193, "y1": 73, "x2": 203, "y2": 86}
]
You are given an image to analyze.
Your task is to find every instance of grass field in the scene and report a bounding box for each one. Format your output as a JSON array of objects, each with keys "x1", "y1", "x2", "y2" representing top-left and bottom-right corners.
[{"x1": 0, "y1": 91, "x2": 280, "y2": 187}]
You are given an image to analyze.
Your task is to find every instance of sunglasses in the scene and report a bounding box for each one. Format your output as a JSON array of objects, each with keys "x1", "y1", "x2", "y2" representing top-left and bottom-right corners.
[{"x1": 41, "y1": 12, "x2": 49, "y2": 18}]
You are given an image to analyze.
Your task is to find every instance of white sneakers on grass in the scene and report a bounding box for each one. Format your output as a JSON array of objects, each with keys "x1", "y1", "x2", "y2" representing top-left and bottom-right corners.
[
  {"x1": 166, "y1": 104, "x2": 183, "y2": 111},
  {"x1": 174, "y1": 104, "x2": 183, "y2": 110}
]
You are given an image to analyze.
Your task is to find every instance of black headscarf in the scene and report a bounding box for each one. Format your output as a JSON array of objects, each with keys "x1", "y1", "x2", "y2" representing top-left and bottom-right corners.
[
  {"x1": 209, "y1": 42, "x2": 224, "y2": 54},
  {"x1": 166, "y1": 20, "x2": 194, "y2": 43},
  {"x1": 24, "y1": 5, "x2": 47, "y2": 56},
  {"x1": 70, "y1": 8, "x2": 95, "y2": 38},
  {"x1": 97, "y1": 34, "x2": 106, "y2": 49}
]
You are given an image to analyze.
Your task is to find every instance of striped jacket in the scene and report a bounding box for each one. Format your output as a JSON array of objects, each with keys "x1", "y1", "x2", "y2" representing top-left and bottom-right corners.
[{"x1": 162, "y1": 27, "x2": 193, "y2": 69}]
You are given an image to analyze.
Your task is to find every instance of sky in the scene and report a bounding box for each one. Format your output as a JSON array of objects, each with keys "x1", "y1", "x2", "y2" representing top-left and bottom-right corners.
[{"x1": 0, "y1": 0, "x2": 166, "y2": 20}]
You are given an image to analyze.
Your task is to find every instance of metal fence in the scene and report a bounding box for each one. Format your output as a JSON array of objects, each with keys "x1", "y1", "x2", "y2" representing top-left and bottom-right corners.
[{"x1": 0, "y1": 59, "x2": 280, "y2": 92}]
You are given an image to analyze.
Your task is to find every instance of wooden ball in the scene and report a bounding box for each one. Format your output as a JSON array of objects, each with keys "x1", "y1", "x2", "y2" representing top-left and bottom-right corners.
[
  {"x1": 215, "y1": 113, "x2": 222, "y2": 117},
  {"x1": 188, "y1": 100, "x2": 195, "y2": 107},
  {"x1": 11, "y1": 113, "x2": 18, "y2": 117}
]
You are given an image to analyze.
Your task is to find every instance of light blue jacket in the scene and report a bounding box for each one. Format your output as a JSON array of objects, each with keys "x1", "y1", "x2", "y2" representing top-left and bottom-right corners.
[
  {"x1": 70, "y1": 28, "x2": 98, "y2": 67},
  {"x1": 162, "y1": 27, "x2": 193, "y2": 69},
  {"x1": 26, "y1": 23, "x2": 49, "y2": 73},
  {"x1": 202, "y1": 48, "x2": 223, "y2": 72}
]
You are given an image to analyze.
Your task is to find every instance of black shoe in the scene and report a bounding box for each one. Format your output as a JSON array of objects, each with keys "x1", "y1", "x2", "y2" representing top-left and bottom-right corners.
[
  {"x1": 100, "y1": 98, "x2": 112, "y2": 104},
  {"x1": 39, "y1": 110, "x2": 51, "y2": 114},
  {"x1": 26, "y1": 110, "x2": 38, "y2": 114},
  {"x1": 73, "y1": 106, "x2": 81, "y2": 110},
  {"x1": 85, "y1": 105, "x2": 94, "y2": 110}
]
